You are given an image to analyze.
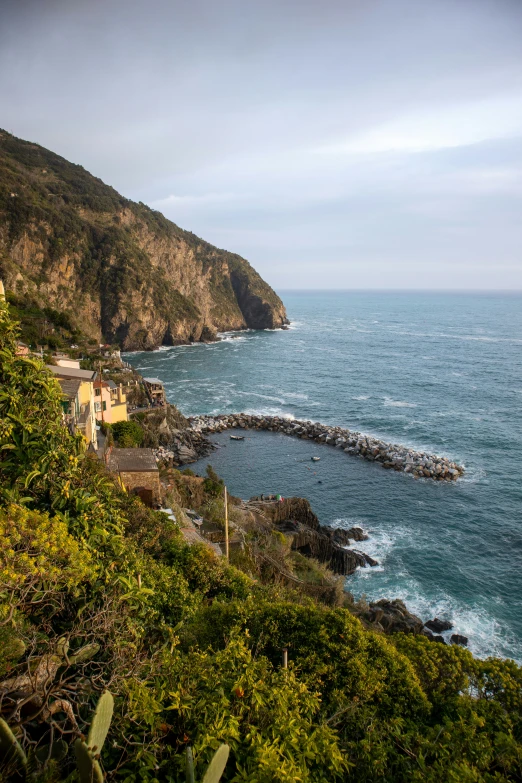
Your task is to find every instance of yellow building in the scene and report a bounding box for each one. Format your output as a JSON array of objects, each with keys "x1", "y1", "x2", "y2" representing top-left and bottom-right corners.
[
  {"x1": 109, "y1": 381, "x2": 128, "y2": 423},
  {"x1": 93, "y1": 380, "x2": 128, "y2": 423},
  {"x1": 49, "y1": 366, "x2": 98, "y2": 450}
]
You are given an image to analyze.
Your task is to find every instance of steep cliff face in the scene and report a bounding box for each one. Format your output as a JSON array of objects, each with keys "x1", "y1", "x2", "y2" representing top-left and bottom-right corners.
[{"x1": 0, "y1": 130, "x2": 288, "y2": 349}]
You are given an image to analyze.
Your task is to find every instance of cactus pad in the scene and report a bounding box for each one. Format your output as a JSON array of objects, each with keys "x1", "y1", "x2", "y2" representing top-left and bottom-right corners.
[
  {"x1": 87, "y1": 691, "x2": 114, "y2": 753},
  {"x1": 202, "y1": 744, "x2": 230, "y2": 783}
]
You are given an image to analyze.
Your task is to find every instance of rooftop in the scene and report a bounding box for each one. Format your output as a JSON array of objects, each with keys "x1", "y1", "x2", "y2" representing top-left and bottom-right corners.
[
  {"x1": 48, "y1": 365, "x2": 97, "y2": 381},
  {"x1": 57, "y1": 377, "x2": 82, "y2": 399},
  {"x1": 143, "y1": 377, "x2": 164, "y2": 386},
  {"x1": 107, "y1": 448, "x2": 158, "y2": 473}
]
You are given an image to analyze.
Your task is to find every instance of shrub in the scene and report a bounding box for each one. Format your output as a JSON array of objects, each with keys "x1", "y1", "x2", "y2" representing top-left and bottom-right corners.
[{"x1": 112, "y1": 419, "x2": 144, "y2": 447}]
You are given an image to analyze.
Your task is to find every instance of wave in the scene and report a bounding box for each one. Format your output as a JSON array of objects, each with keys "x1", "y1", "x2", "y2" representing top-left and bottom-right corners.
[
  {"x1": 384, "y1": 326, "x2": 522, "y2": 345},
  {"x1": 236, "y1": 390, "x2": 287, "y2": 405},
  {"x1": 383, "y1": 397, "x2": 417, "y2": 408},
  {"x1": 353, "y1": 395, "x2": 370, "y2": 401},
  {"x1": 242, "y1": 407, "x2": 296, "y2": 419}
]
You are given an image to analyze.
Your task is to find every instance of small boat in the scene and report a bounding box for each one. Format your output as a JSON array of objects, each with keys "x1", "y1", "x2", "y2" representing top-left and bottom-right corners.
[
  {"x1": 311, "y1": 456, "x2": 321, "y2": 462},
  {"x1": 230, "y1": 435, "x2": 245, "y2": 441}
]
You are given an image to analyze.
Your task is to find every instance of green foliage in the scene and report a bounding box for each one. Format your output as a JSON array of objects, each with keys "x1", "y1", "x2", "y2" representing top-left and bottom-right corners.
[
  {"x1": 202, "y1": 464, "x2": 224, "y2": 497},
  {"x1": 111, "y1": 419, "x2": 144, "y2": 447},
  {"x1": 5, "y1": 292, "x2": 86, "y2": 348}
]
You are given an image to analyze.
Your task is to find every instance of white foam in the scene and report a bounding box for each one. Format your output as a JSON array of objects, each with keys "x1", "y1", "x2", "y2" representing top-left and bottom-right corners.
[
  {"x1": 353, "y1": 395, "x2": 370, "y2": 401},
  {"x1": 384, "y1": 397, "x2": 417, "y2": 408},
  {"x1": 236, "y1": 390, "x2": 287, "y2": 405},
  {"x1": 228, "y1": 406, "x2": 297, "y2": 419}
]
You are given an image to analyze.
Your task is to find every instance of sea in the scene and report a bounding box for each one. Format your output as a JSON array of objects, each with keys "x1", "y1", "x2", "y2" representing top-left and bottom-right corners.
[{"x1": 126, "y1": 291, "x2": 522, "y2": 662}]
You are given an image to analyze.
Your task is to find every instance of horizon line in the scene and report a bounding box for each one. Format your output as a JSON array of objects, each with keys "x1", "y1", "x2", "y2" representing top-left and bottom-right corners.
[{"x1": 276, "y1": 288, "x2": 522, "y2": 293}]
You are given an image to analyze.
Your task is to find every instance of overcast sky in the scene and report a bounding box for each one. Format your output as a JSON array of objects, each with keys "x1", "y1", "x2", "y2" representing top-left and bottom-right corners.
[{"x1": 1, "y1": 0, "x2": 522, "y2": 289}]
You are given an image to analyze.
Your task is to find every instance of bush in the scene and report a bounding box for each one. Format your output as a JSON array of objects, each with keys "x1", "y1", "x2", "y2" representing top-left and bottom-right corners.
[
  {"x1": 203, "y1": 464, "x2": 224, "y2": 497},
  {"x1": 112, "y1": 419, "x2": 144, "y2": 447}
]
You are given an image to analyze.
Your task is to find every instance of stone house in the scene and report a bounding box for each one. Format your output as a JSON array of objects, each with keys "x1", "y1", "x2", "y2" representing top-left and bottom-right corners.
[{"x1": 107, "y1": 448, "x2": 160, "y2": 506}]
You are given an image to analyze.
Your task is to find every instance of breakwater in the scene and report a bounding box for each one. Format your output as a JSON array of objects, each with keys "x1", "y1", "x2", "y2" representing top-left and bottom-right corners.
[{"x1": 189, "y1": 413, "x2": 464, "y2": 481}]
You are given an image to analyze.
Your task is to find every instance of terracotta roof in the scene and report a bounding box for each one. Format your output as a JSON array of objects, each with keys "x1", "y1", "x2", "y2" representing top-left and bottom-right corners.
[{"x1": 107, "y1": 448, "x2": 158, "y2": 473}]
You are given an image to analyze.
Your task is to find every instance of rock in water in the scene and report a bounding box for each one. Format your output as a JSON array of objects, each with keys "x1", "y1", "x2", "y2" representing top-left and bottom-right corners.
[
  {"x1": 367, "y1": 599, "x2": 424, "y2": 634},
  {"x1": 451, "y1": 634, "x2": 469, "y2": 646},
  {"x1": 425, "y1": 618, "x2": 453, "y2": 633}
]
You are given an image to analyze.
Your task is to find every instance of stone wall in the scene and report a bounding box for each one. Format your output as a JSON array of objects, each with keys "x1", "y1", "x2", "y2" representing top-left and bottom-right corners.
[{"x1": 119, "y1": 470, "x2": 161, "y2": 505}]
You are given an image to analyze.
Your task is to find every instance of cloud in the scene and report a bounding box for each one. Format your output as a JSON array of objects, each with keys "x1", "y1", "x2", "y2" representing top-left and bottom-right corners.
[
  {"x1": 314, "y1": 94, "x2": 522, "y2": 156},
  {"x1": 1, "y1": 0, "x2": 522, "y2": 288}
]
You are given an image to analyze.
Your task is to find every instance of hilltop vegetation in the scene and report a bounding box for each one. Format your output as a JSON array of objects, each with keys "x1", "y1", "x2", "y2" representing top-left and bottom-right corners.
[
  {"x1": 2, "y1": 297, "x2": 522, "y2": 782},
  {"x1": 0, "y1": 130, "x2": 287, "y2": 350}
]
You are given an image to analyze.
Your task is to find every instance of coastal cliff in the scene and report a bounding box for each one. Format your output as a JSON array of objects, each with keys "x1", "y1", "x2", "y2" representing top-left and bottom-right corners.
[{"x1": 0, "y1": 130, "x2": 288, "y2": 349}]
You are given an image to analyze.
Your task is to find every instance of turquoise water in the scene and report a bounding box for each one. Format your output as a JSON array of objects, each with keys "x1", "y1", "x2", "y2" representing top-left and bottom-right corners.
[{"x1": 127, "y1": 291, "x2": 522, "y2": 661}]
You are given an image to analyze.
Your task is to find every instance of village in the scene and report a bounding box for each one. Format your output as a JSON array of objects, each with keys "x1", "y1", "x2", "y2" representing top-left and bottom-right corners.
[{"x1": 11, "y1": 298, "x2": 169, "y2": 509}]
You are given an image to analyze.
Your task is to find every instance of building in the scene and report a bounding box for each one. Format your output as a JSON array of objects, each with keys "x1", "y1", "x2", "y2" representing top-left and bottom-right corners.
[
  {"x1": 49, "y1": 365, "x2": 98, "y2": 450},
  {"x1": 47, "y1": 365, "x2": 97, "y2": 383},
  {"x1": 52, "y1": 353, "x2": 81, "y2": 369},
  {"x1": 108, "y1": 381, "x2": 128, "y2": 423},
  {"x1": 15, "y1": 342, "x2": 30, "y2": 356},
  {"x1": 93, "y1": 380, "x2": 128, "y2": 424},
  {"x1": 143, "y1": 377, "x2": 166, "y2": 406},
  {"x1": 107, "y1": 448, "x2": 160, "y2": 506},
  {"x1": 93, "y1": 379, "x2": 112, "y2": 422},
  {"x1": 56, "y1": 376, "x2": 98, "y2": 450}
]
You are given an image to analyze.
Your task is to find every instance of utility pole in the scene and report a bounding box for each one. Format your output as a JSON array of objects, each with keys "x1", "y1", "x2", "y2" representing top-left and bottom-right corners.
[
  {"x1": 99, "y1": 362, "x2": 105, "y2": 427},
  {"x1": 224, "y1": 485, "x2": 229, "y2": 560}
]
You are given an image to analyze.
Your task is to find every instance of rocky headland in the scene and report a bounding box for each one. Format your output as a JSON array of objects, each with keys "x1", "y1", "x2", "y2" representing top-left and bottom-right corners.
[
  {"x1": 188, "y1": 412, "x2": 465, "y2": 481},
  {"x1": 0, "y1": 130, "x2": 288, "y2": 350}
]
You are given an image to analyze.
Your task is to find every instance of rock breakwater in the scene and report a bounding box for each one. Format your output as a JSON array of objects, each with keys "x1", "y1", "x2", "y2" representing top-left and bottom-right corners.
[{"x1": 189, "y1": 413, "x2": 464, "y2": 481}]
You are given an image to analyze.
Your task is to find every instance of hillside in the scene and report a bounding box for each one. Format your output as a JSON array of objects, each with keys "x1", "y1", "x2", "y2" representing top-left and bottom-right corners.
[{"x1": 0, "y1": 130, "x2": 288, "y2": 350}]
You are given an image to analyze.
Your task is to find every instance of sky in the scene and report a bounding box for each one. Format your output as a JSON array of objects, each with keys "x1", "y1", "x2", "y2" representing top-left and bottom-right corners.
[{"x1": 1, "y1": 0, "x2": 522, "y2": 290}]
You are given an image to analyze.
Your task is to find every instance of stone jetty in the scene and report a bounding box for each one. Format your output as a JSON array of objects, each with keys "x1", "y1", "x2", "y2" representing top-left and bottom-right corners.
[{"x1": 188, "y1": 413, "x2": 464, "y2": 481}]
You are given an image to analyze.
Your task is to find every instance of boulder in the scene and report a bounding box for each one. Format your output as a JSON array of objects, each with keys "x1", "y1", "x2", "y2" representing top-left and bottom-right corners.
[
  {"x1": 368, "y1": 599, "x2": 424, "y2": 635},
  {"x1": 450, "y1": 634, "x2": 468, "y2": 646},
  {"x1": 425, "y1": 618, "x2": 453, "y2": 633},
  {"x1": 176, "y1": 444, "x2": 199, "y2": 464}
]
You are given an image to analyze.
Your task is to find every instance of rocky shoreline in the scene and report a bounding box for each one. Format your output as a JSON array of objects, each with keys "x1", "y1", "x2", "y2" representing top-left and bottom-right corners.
[{"x1": 188, "y1": 413, "x2": 465, "y2": 481}]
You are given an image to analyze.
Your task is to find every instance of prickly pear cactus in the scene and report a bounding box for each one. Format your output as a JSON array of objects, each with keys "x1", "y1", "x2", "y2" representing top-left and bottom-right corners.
[
  {"x1": 74, "y1": 738, "x2": 104, "y2": 783},
  {"x1": 0, "y1": 717, "x2": 27, "y2": 769},
  {"x1": 202, "y1": 744, "x2": 230, "y2": 783},
  {"x1": 73, "y1": 690, "x2": 114, "y2": 783},
  {"x1": 69, "y1": 642, "x2": 100, "y2": 665},
  {"x1": 86, "y1": 691, "x2": 114, "y2": 753}
]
